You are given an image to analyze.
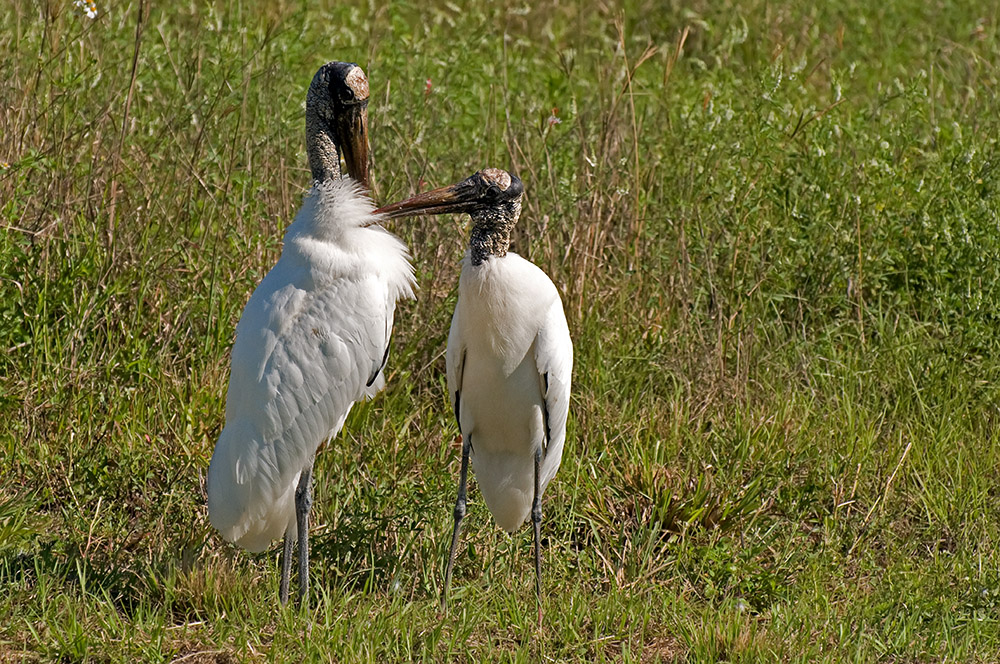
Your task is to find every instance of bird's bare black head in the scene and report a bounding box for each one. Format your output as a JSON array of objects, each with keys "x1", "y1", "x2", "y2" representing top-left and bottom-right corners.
[
  {"x1": 374, "y1": 168, "x2": 523, "y2": 264},
  {"x1": 465, "y1": 168, "x2": 524, "y2": 217},
  {"x1": 318, "y1": 61, "x2": 370, "y2": 113},
  {"x1": 305, "y1": 61, "x2": 371, "y2": 187},
  {"x1": 375, "y1": 168, "x2": 523, "y2": 218}
]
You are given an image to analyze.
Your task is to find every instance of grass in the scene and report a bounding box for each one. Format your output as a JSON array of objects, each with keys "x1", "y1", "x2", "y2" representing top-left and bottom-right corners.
[{"x1": 2, "y1": 0, "x2": 1000, "y2": 661}]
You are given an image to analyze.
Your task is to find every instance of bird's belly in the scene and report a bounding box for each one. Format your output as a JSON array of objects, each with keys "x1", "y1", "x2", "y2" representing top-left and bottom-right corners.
[
  {"x1": 459, "y1": 347, "x2": 544, "y2": 533},
  {"x1": 461, "y1": 349, "x2": 542, "y2": 456}
]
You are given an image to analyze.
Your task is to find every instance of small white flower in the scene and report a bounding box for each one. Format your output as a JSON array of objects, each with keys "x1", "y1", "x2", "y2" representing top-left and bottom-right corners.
[{"x1": 74, "y1": 0, "x2": 98, "y2": 19}]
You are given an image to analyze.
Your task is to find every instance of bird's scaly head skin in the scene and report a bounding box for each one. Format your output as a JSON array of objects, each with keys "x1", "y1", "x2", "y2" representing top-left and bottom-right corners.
[
  {"x1": 374, "y1": 168, "x2": 523, "y2": 264},
  {"x1": 305, "y1": 62, "x2": 371, "y2": 187}
]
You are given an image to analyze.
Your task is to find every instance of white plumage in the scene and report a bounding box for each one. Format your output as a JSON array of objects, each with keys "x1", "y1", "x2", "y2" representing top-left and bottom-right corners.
[
  {"x1": 446, "y1": 252, "x2": 572, "y2": 532},
  {"x1": 207, "y1": 179, "x2": 414, "y2": 551}
]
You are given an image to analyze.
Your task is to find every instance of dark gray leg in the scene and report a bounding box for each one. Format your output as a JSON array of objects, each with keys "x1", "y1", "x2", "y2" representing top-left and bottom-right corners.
[
  {"x1": 294, "y1": 464, "x2": 313, "y2": 609},
  {"x1": 532, "y1": 447, "x2": 543, "y2": 625},
  {"x1": 442, "y1": 434, "x2": 472, "y2": 613},
  {"x1": 279, "y1": 528, "x2": 294, "y2": 605}
]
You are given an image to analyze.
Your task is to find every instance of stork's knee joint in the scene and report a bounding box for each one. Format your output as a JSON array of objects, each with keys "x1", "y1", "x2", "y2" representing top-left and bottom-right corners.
[{"x1": 296, "y1": 485, "x2": 312, "y2": 512}]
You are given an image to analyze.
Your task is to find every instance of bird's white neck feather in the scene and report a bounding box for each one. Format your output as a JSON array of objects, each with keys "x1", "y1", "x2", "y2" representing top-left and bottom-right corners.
[
  {"x1": 286, "y1": 178, "x2": 376, "y2": 241},
  {"x1": 282, "y1": 177, "x2": 416, "y2": 300}
]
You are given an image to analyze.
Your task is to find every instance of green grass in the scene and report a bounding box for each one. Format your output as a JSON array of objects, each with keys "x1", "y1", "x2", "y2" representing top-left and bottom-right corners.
[{"x1": 3, "y1": 0, "x2": 1000, "y2": 661}]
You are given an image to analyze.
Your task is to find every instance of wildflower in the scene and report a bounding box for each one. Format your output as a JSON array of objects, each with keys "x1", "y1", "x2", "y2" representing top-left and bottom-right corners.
[
  {"x1": 74, "y1": 0, "x2": 98, "y2": 19},
  {"x1": 547, "y1": 107, "x2": 561, "y2": 127},
  {"x1": 424, "y1": 78, "x2": 432, "y2": 97},
  {"x1": 972, "y1": 18, "x2": 986, "y2": 40},
  {"x1": 0, "y1": 162, "x2": 9, "y2": 171}
]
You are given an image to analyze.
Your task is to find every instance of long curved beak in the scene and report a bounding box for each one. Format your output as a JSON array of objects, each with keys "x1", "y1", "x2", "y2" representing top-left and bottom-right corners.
[
  {"x1": 335, "y1": 102, "x2": 370, "y2": 189},
  {"x1": 373, "y1": 179, "x2": 478, "y2": 219}
]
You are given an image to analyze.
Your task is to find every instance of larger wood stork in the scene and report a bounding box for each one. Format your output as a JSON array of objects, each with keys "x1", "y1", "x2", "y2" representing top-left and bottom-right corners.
[
  {"x1": 375, "y1": 168, "x2": 573, "y2": 613},
  {"x1": 206, "y1": 62, "x2": 415, "y2": 607}
]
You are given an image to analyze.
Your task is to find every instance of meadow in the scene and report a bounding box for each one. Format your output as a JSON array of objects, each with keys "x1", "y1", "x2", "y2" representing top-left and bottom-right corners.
[{"x1": 2, "y1": 0, "x2": 1000, "y2": 661}]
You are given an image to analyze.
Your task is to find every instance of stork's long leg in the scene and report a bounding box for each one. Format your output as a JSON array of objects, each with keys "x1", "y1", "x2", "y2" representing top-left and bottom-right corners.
[
  {"x1": 532, "y1": 446, "x2": 543, "y2": 625},
  {"x1": 279, "y1": 528, "x2": 294, "y2": 605},
  {"x1": 294, "y1": 464, "x2": 313, "y2": 609},
  {"x1": 442, "y1": 434, "x2": 472, "y2": 613}
]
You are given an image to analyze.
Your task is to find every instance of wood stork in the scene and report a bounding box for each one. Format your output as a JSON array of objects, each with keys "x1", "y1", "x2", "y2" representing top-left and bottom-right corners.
[
  {"x1": 375, "y1": 168, "x2": 573, "y2": 613},
  {"x1": 206, "y1": 62, "x2": 415, "y2": 608}
]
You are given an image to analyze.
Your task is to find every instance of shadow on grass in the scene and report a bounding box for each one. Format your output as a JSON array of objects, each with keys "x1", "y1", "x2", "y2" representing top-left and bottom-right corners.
[
  {"x1": 2, "y1": 541, "x2": 150, "y2": 616},
  {"x1": 309, "y1": 505, "x2": 432, "y2": 595}
]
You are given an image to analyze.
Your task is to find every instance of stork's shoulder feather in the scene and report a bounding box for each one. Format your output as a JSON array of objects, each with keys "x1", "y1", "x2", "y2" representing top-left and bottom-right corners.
[
  {"x1": 225, "y1": 267, "x2": 394, "y2": 432},
  {"x1": 533, "y1": 296, "x2": 572, "y2": 453}
]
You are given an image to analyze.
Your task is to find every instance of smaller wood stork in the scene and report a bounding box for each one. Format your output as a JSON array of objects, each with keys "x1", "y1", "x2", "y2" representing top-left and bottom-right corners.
[
  {"x1": 375, "y1": 168, "x2": 573, "y2": 613},
  {"x1": 207, "y1": 62, "x2": 415, "y2": 608}
]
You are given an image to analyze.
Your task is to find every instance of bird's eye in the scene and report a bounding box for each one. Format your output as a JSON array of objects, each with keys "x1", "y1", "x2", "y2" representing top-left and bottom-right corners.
[{"x1": 331, "y1": 83, "x2": 353, "y2": 104}]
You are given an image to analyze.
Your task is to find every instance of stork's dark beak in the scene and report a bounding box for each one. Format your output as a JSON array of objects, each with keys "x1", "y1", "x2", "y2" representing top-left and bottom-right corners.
[
  {"x1": 374, "y1": 177, "x2": 480, "y2": 219},
  {"x1": 335, "y1": 101, "x2": 370, "y2": 189}
]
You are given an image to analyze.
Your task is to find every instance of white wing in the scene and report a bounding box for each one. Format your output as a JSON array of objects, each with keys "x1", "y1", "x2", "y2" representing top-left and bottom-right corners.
[
  {"x1": 207, "y1": 259, "x2": 393, "y2": 552},
  {"x1": 534, "y1": 296, "x2": 573, "y2": 489}
]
